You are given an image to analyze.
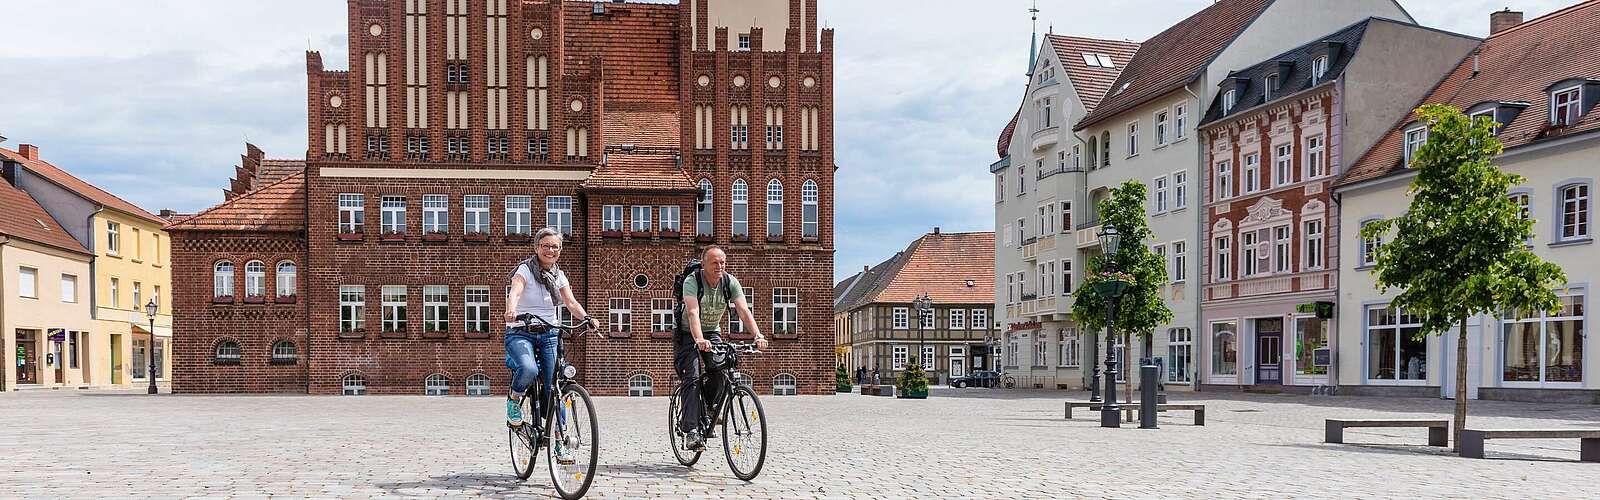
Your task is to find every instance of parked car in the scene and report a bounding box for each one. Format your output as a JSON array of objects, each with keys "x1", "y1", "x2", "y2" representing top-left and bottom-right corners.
[{"x1": 950, "y1": 371, "x2": 1001, "y2": 388}]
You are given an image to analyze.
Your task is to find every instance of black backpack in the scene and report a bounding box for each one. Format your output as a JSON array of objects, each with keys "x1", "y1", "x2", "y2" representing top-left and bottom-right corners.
[{"x1": 672, "y1": 259, "x2": 734, "y2": 332}]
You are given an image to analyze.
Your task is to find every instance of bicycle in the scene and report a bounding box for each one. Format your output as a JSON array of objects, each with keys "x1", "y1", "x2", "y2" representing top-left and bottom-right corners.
[
  {"x1": 667, "y1": 341, "x2": 768, "y2": 481},
  {"x1": 506, "y1": 313, "x2": 599, "y2": 499}
]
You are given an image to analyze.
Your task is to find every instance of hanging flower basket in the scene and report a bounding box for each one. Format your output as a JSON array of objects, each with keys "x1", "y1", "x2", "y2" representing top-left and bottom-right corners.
[{"x1": 1091, "y1": 271, "x2": 1135, "y2": 298}]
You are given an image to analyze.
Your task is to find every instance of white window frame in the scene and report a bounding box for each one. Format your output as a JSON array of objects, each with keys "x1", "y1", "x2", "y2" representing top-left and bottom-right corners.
[
  {"x1": 1171, "y1": 241, "x2": 1187, "y2": 283},
  {"x1": 1173, "y1": 170, "x2": 1188, "y2": 210},
  {"x1": 1033, "y1": 335, "x2": 1048, "y2": 366},
  {"x1": 243, "y1": 260, "x2": 266, "y2": 297},
  {"x1": 276, "y1": 261, "x2": 297, "y2": 297},
  {"x1": 1365, "y1": 305, "x2": 1429, "y2": 383},
  {"x1": 1311, "y1": 56, "x2": 1329, "y2": 84},
  {"x1": 465, "y1": 286, "x2": 490, "y2": 334},
  {"x1": 602, "y1": 205, "x2": 624, "y2": 232},
  {"x1": 651, "y1": 298, "x2": 675, "y2": 332},
  {"x1": 505, "y1": 196, "x2": 532, "y2": 236},
  {"x1": 802, "y1": 180, "x2": 819, "y2": 238},
  {"x1": 773, "y1": 287, "x2": 798, "y2": 334},
  {"x1": 631, "y1": 205, "x2": 652, "y2": 232},
  {"x1": 1214, "y1": 236, "x2": 1232, "y2": 281},
  {"x1": 1243, "y1": 153, "x2": 1260, "y2": 193},
  {"x1": 628, "y1": 374, "x2": 653, "y2": 396},
  {"x1": 1558, "y1": 182, "x2": 1590, "y2": 241},
  {"x1": 422, "y1": 194, "x2": 448, "y2": 233},
  {"x1": 1126, "y1": 121, "x2": 1139, "y2": 156},
  {"x1": 1305, "y1": 135, "x2": 1326, "y2": 179},
  {"x1": 971, "y1": 309, "x2": 988, "y2": 330},
  {"x1": 1167, "y1": 327, "x2": 1193, "y2": 383},
  {"x1": 659, "y1": 205, "x2": 680, "y2": 233},
  {"x1": 381, "y1": 285, "x2": 407, "y2": 333},
  {"x1": 892, "y1": 307, "x2": 909, "y2": 330},
  {"x1": 60, "y1": 274, "x2": 77, "y2": 303},
  {"x1": 1551, "y1": 86, "x2": 1582, "y2": 126},
  {"x1": 1361, "y1": 220, "x2": 1384, "y2": 267},
  {"x1": 923, "y1": 345, "x2": 936, "y2": 371},
  {"x1": 1274, "y1": 144, "x2": 1293, "y2": 187},
  {"x1": 731, "y1": 179, "x2": 749, "y2": 236},
  {"x1": 425, "y1": 374, "x2": 449, "y2": 396},
  {"x1": 949, "y1": 309, "x2": 966, "y2": 330},
  {"x1": 272, "y1": 340, "x2": 296, "y2": 361},
  {"x1": 545, "y1": 196, "x2": 572, "y2": 234},
  {"x1": 1273, "y1": 226, "x2": 1292, "y2": 273},
  {"x1": 342, "y1": 374, "x2": 367, "y2": 395},
  {"x1": 466, "y1": 374, "x2": 491, "y2": 396},
  {"x1": 106, "y1": 221, "x2": 120, "y2": 256},
  {"x1": 1059, "y1": 329, "x2": 1080, "y2": 368},
  {"x1": 1062, "y1": 259, "x2": 1073, "y2": 295},
  {"x1": 767, "y1": 179, "x2": 784, "y2": 237},
  {"x1": 463, "y1": 195, "x2": 490, "y2": 234},
  {"x1": 1155, "y1": 110, "x2": 1169, "y2": 146},
  {"x1": 423, "y1": 285, "x2": 448, "y2": 333},
  {"x1": 19, "y1": 267, "x2": 38, "y2": 299},
  {"x1": 1303, "y1": 219, "x2": 1324, "y2": 270},
  {"x1": 1403, "y1": 125, "x2": 1428, "y2": 166},
  {"x1": 340, "y1": 285, "x2": 365, "y2": 332},
  {"x1": 1222, "y1": 90, "x2": 1236, "y2": 114},
  {"x1": 1216, "y1": 161, "x2": 1233, "y2": 201},
  {"x1": 697, "y1": 179, "x2": 714, "y2": 236},
  {"x1": 773, "y1": 373, "x2": 797, "y2": 396},
  {"x1": 1242, "y1": 230, "x2": 1262, "y2": 277},
  {"x1": 1174, "y1": 103, "x2": 1188, "y2": 140},
  {"x1": 1153, "y1": 175, "x2": 1169, "y2": 213},
  {"x1": 380, "y1": 195, "x2": 406, "y2": 234},
  {"x1": 609, "y1": 298, "x2": 632, "y2": 333},
  {"x1": 1499, "y1": 291, "x2": 1586, "y2": 386},
  {"x1": 893, "y1": 345, "x2": 908, "y2": 370}
]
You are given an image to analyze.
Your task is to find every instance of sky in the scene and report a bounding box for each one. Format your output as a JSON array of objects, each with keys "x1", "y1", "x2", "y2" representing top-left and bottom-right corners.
[{"x1": 0, "y1": 0, "x2": 1577, "y2": 283}]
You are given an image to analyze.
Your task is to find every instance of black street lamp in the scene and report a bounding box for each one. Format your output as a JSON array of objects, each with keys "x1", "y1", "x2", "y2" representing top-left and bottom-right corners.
[
  {"x1": 145, "y1": 299, "x2": 159, "y2": 395},
  {"x1": 1093, "y1": 225, "x2": 1126, "y2": 428},
  {"x1": 912, "y1": 292, "x2": 932, "y2": 382}
]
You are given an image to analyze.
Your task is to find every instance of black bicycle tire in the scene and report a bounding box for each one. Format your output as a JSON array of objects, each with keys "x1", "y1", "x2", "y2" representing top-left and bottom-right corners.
[
  {"x1": 547, "y1": 383, "x2": 599, "y2": 500},
  {"x1": 669, "y1": 383, "x2": 704, "y2": 466},
  {"x1": 721, "y1": 384, "x2": 767, "y2": 481},
  {"x1": 509, "y1": 396, "x2": 539, "y2": 480}
]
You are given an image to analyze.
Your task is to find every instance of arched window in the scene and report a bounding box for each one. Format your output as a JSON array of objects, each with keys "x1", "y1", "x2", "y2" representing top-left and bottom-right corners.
[
  {"x1": 276, "y1": 261, "x2": 297, "y2": 297},
  {"x1": 766, "y1": 179, "x2": 784, "y2": 238},
  {"x1": 802, "y1": 180, "x2": 818, "y2": 238},
  {"x1": 466, "y1": 373, "x2": 491, "y2": 396},
  {"x1": 732, "y1": 371, "x2": 753, "y2": 388},
  {"x1": 271, "y1": 341, "x2": 296, "y2": 362},
  {"x1": 697, "y1": 179, "x2": 714, "y2": 237},
  {"x1": 244, "y1": 260, "x2": 266, "y2": 297},
  {"x1": 213, "y1": 261, "x2": 234, "y2": 298},
  {"x1": 1087, "y1": 137, "x2": 1099, "y2": 168},
  {"x1": 731, "y1": 179, "x2": 749, "y2": 237},
  {"x1": 214, "y1": 340, "x2": 241, "y2": 364},
  {"x1": 773, "y1": 373, "x2": 797, "y2": 396},
  {"x1": 342, "y1": 373, "x2": 367, "y2": 395},
  {"x1": 1100, "y1": 131, "x2": 1111, "y2": 166},
  {"x1": 628, "y1": 374, "x2": 653, "y2": 397},
  {"x1": 425, "y1": 374, "x2": 450, "y2": 396}
]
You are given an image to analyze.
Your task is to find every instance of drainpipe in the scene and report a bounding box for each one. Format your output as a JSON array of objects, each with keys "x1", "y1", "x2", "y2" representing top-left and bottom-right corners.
[
  {"x1": 303, "y1": 178, "x2": 312, "y2": 395},
  {"x1": 1180, "y1": 80, "x2": 1204, "y2": 392},
  {"x1": 86, "y1": 207, "x2": 104, "y2": 321},
  {"x1": 1, "y1": 235, "x2": 8, "y2": 391}
]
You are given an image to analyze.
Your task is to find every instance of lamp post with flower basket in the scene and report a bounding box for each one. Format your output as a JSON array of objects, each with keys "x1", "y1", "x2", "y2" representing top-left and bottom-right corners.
[{"x1": 1092, "y1": 225, "x2": 1128, "y2": 428}]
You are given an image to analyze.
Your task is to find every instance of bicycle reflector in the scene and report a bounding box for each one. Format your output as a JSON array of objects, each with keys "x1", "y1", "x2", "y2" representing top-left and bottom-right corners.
[{"x1": 562, "y1": 363, "x2": 578, "y2": 379}]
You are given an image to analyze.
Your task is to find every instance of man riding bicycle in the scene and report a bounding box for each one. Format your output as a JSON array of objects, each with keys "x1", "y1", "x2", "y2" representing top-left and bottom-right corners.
[
  {"x1": 505, "y1": 228, "x2": 593, "y2": 438},
  {"x1": 677, "y1": 246, "x2": 767, "y2": 450}
]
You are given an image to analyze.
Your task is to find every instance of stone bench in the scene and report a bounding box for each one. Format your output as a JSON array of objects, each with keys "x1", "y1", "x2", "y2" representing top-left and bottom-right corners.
[
  {"x1": 860, "y1": 385, "x2": 895, "y2": 397},
  {"x1": 1458, "y1": 429, "x2": 1600, "y2": 461},
  {"x1": 1064, "y1": 401, "x2": 1205, "y2": 425},
  {"x1": 1325, "y1": 419, "x2": 1449, "y2": 447}
]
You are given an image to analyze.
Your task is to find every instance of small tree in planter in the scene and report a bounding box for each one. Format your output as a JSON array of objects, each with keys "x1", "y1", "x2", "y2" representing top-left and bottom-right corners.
[
  {"x1": 836, "y1": 364, "x2": 853, "y2": 393},
  {"x1": 896, "y1": 361, "x2": 929, "y2": 399}
]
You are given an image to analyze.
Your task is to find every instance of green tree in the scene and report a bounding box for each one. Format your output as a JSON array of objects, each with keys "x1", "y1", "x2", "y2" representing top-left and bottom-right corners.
[
  {"x1": 1072, "y1": 181, "x2": 1173, "y2": 402},
  {"x1": 1360, "y1": 104, "x2": 1566, "y2": 447},
  {"x1": 896, "y1": 361, "x2": 928, "y2": 395},
  {"x1": 836, "y1": 363, "x2": 853, "y2": 392}
]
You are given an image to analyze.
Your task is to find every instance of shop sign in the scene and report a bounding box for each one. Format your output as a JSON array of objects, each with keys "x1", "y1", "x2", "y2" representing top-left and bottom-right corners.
[
  {"x1": 1007, "y1": 321, "x2": 1041, "y2": 332},
  {"x1": 1312, "y1": 348, "x2": 1332, "y2": 367},
  {"x1": 47, "y1": 328, "x2": 66, "y2": 343}
]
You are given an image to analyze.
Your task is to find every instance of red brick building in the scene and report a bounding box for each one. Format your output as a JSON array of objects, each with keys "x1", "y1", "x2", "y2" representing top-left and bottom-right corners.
[{"x1": 167, "y1": 0, "x2": 835, "y2": 396}]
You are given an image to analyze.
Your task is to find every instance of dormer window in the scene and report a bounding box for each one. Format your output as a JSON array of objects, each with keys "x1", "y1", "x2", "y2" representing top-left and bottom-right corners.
[
  {"x1": 1552, "y1": 86, "x2": 1581, "y2": 127},
  {"x1": 1080, "y1": 53, "x2": 1115, "y2": 68},
  {"x1": 738, "y1": 33, "x2": 751, "y2": 51},
  {"x1": 1469, "y1": 108, "x2": 1498, "y2": 134},
  {"x1": 1222, "y1": 90, "x2": 1237, "y2": 114},
  {"x1": 1264, "y1": 74, "x2": 1279, "y2": 100},
  {"x1": 1403, "y1": 124, "x2": 1428, "y2": 166},
  {"x1": 1311, "y1": 56, "x2": 1329, "y2": 84}
]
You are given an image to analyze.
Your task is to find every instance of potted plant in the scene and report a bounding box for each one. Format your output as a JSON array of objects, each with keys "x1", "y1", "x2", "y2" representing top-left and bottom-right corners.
[
  {"x1": 835, "y1": 364, "x2": 853, "y2": 393},
  {"x1": 463, "y1": 231, "x2": 489, "y2": 243},
  {"x1": 380, "y1": 230, "x2": 406, "y2": 242},
  {"x1": 422, "y1": 230, "x2": 449, "y2": 242},
  {"x1": 1089, "y1": 270, "x2": 1135, "y2": 298},
  {"x1": 505, "y1": 232, "x2": 531, "y2": 244},
  {"x1": 896, "y1": 361, "x2": 929, "y2": 399},
  {"x1": 336, "y1": 231, "x2": 364, "y2": 242}
]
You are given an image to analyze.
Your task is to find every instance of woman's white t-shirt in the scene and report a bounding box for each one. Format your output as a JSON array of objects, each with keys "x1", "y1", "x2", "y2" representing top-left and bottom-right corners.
[{"x1": 510, "y1": 263, "x2": 569, "y2": 327}]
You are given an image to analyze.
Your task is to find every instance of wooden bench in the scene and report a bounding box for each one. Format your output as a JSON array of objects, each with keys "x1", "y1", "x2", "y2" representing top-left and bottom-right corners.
[
  {"x1": 1458, "y1": 429, "x2": 1600, "y2": 461},
  {"x1": 1325, "y1": 419, "x2": 1449, "y2": 447},
  {"x1": 1065, "y1": 401, "x2": 1205, "y2": 425},
  {"x1": 860, "y1": 384, "x2": 895, "y2": 397}
]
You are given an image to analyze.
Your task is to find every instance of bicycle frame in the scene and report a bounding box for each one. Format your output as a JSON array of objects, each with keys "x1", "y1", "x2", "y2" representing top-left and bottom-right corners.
[
  {"x1": 686, "y1": 342, "x2": 759, "y2": 435},
  {"x1": 512, "y1": 314, "x2": 593, "y2": 428}
]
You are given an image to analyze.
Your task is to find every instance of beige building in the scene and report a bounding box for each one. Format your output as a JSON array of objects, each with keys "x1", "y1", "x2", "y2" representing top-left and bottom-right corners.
[
  {"x1": 2, "y1": 144, "x2": 173, "y2": 390},
  {"x1": 1, "y1": 160, "x2": 94, "y2": 390},
  {"x1": 1334, "y1": 6, "x2": 1600, "y2": 403}
]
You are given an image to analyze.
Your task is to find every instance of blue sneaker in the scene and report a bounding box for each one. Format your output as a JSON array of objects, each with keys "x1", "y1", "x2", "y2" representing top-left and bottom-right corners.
[{"x1": 507, "y1": 398, "x2": 524, "y2": 426}]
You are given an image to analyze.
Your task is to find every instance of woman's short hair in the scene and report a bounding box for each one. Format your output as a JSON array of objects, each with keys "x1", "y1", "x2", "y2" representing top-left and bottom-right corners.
[{"x1": 535, "y1": 227, "x2": 563, "y2": 244}]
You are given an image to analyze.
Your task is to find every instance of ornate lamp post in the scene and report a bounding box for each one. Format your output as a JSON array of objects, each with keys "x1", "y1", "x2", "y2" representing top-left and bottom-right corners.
[
  {"x1": 912, "y1": 292, "x2": 933, "y2": 382},
  {"x1": 144, "y1": 299, "x2": 159, "y2": 395},
  {"x1": 1093, "y1": 225, "x2": 1127, "y2": 428}
]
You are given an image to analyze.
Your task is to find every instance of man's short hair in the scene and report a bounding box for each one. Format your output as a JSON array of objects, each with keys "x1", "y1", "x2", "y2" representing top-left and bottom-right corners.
[{"x1": 702, "y1": 245, "x2": 725, "y2": 259}]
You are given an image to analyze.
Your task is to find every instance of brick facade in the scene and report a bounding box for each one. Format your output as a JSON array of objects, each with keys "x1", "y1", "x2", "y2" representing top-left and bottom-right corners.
[{"x1": 170, "y1": 0, "x2": 835, "y2": 396}]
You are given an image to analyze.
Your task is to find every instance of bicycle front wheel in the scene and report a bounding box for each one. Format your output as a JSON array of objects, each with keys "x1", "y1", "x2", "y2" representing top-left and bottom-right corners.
[
  {"x1": 668, "y1": 383, "x2": 703, "y2": 466},
  {"x1": 547, "y1": 383, "x2": 599, "y2": 500},
  {"x1": 508, "y1": 397, "x2": 539, "y2": 480},
  {"x1": 721, "y1": 384, "x2": 767, "y2": 481}
]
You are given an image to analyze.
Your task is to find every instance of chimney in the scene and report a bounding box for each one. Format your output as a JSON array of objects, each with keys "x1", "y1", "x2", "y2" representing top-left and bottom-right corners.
[
  {"x1": 1490, "y1": 9, "x2": 1524, "y2": 35},
  {"x1": 933, "y1": 226, "x2": 941, "y2": 235},
  {"x1": 863, "y1": 265, "x2": 869, "y2": 273},
  {"x1": 18, "y1": 144, "x2": 39, "y2": 160}
]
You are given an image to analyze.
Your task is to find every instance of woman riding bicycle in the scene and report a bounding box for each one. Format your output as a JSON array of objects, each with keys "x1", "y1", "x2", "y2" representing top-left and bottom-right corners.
[{"x1": 505, "y1": 227, "x2": 593, "y2": 438}]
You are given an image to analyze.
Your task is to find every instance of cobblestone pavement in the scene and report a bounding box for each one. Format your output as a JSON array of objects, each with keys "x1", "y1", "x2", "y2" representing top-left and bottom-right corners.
[{"x1": 3, "y1": 387, "x2": 1599, "y2": 498}]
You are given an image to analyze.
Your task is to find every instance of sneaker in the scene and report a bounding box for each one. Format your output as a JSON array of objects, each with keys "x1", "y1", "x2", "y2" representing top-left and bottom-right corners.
[
  {"x1": 684, "y1": 430, "x2": 706, "y2": 451},
  {"x1": 506, "y1": 398, "x2": 524, "y2": 426},
  {"x1": 555, "y1": 439, "x2": 576, "y2": 465}
]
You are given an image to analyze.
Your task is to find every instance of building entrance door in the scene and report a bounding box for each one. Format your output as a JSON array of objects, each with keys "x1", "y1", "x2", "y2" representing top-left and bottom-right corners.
[
  {"x1": 111, "y1": 334, "x2": 123, "y2": 385},
  {"x1": 950, "y1": 347, "x2": 966, "y2": 378},
  {"x1": 16, "y1": 330, "x2": 40, "y2": 385},
  {"x1": 1255, "y1": 319, "x2": 1283, "y2": 385}
]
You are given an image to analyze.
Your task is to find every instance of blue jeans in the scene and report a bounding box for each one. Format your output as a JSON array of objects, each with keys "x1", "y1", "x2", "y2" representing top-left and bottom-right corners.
[{"x1": 506, "y1": 327, "x2": 559, "y2": 416}]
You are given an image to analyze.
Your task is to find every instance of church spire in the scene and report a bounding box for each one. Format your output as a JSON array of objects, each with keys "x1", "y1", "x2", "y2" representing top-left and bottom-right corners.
[{"x1": 1027, "y1": 0, "x2": 1040, "y2": 76}]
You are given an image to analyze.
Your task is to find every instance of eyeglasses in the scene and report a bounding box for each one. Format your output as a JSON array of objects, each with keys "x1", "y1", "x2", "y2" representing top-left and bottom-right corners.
[{"x1": 539, "y1": 244, "x2": 562, "y2": 251}]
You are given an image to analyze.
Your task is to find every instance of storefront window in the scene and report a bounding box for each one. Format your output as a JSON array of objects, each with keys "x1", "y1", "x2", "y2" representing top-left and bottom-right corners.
[
  {"x1": 1295, "y1": 317, "x2": 1328, "y2": 376},
  {"x1": 1502, "y1": 292, "x2": 1584, "y2": 384},
  {"x1": 1212, "y1": 322, "x2": 1237, "y2": 376},
  {"x1": 1366, "y1": 306, "x2": 1426, "y2": 381}
]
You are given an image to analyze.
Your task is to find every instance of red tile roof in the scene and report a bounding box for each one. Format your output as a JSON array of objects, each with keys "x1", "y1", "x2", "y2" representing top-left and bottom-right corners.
[
  {"x1": 869, "y1": 231, "x2": 996, "y2": 305},
  {"x1": 166, "y1": 173, "x2": 306, "y2": 232},
  {"x1": 257, "y1": 159, "x2": 306, "y2": 189},
  {"x1": 1338, "y1": 0, "x2": 1600, "y2": 187},
  {"x1": 565, "y1": 1, "x2": 680, "y2": 105},
  {"x1": 602, "y1": 102, "x2": 681, "y2": 148},
  {"x1": 0, "y1": 147, "x2": 165, "y2": 225},
  {"x1": 1048, "y1": 35, "x2": 1142, "y2": 113},
  {"x1": 0, "y1": 177, "x2": 90, "y2": 255},
  {"x1": 581, "y1": 151, "x2": 696, "y2": 192},
  {"x1": 996, "y1": 107, "x2": 1020, "y2": 159},
  {"x1": 1075, "y1": 0, "x2": 1272, "y2": 130}
]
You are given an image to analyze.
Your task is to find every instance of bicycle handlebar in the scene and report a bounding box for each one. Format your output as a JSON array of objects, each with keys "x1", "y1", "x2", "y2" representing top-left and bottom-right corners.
[
  {"x1": 516, "y1": 313, "x2": 598, "y2": 335},
  {"x1": 711, "y1": 341, "x2": 761, "y2": 355}
]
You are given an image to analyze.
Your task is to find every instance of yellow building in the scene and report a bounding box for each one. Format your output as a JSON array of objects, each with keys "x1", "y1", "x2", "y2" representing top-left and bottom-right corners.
[{"x1": 2, "y1": 144, "x2": 172, "y2": 390}]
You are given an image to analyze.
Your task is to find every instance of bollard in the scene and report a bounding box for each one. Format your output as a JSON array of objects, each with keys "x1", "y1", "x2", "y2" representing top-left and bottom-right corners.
[{"x1": 1140, "y1": 365, "x2": 1159, "y2": 429}]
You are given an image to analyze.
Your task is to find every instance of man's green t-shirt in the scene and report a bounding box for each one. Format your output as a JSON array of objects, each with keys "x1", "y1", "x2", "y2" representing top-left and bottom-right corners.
[{"x1": 683, "y1": 272, "x2": 744, "y2": 332}]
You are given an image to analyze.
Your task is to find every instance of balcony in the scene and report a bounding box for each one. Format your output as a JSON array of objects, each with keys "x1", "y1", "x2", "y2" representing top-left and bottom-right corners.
[
  {"x1": 1075, "y1": 219, "x2": 1103, "y2": 249},
  {"x1": 1030, "y1": 126, "x2": 1060, "y2": 151},
  {"x1": 1021, "y1": 234, "x2": 1058, "y2": 261}
]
